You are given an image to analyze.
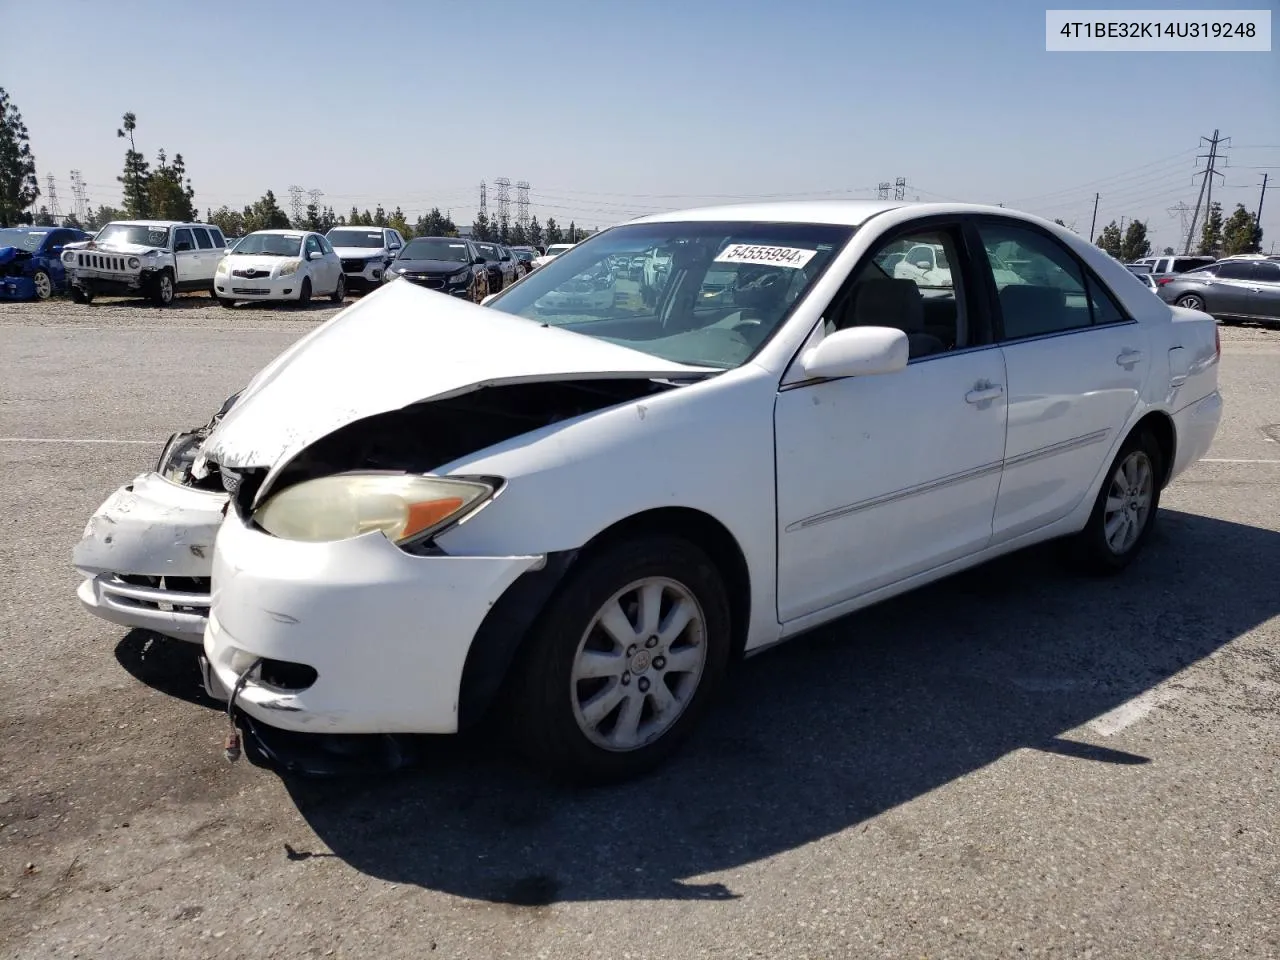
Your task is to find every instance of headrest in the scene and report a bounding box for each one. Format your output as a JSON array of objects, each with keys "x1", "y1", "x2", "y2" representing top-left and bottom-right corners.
[{"x1": 851, "y1": 277, "x2": 925, "y2": 333}]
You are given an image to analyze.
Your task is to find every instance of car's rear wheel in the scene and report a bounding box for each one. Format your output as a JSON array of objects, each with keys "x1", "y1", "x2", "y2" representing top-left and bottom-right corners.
[
  {"x1": 510, "y1": 535, "x2": 731, "y2": 784},
  {"x1": 1068, "y1": 429, "x2": 1163, "y2": 575},
  {"x1": 331, "y1": 273, "x2": 345, "y2": 303},
  {"x1": 297, "y1": 277, "x2": 312, "y2": 307},
  {"x1": 32, "y1": 269, "x2": 52, "y2": 300},
  {"x1": 1176, "y1": 293, "x2": 1205, "y2": 311}
]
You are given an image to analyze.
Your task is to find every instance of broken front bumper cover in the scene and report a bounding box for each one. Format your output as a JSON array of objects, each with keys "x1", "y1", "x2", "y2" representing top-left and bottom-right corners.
[{"x1": 73, "y1": 471, "x2": 227, "y2": 642}]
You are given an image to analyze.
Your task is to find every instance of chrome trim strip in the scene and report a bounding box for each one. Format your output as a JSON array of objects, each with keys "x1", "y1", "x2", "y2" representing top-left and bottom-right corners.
[
  {"x1": 786, "y1": 428, "x2": 1112, "y2": 532},
  {"x1": 785, "y1": 459, "x2": 1004, "y2": 532},
  {"x1": 1002, "y1": 428, "x2": 1110, "y2": 469}
]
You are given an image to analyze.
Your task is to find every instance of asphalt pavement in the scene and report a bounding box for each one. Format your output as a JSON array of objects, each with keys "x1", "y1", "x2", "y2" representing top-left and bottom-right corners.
[{"x1": 1, "y1": 295, "x2": 1277, "y2": 960}]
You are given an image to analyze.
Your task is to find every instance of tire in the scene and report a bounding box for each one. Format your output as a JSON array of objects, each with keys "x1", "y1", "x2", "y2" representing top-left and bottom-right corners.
[
  {"x1": 149, "y1": 270, "x2": 175, "y2": 307},
  {"x1": 331, "y1": 273, "x2": 345, "y2": 303},
  {"x1": 71, "y1": 286, "x2": 93, "y2": 305},
  {"x1": 32, "y1": 269, "x2": 52, "y2": 301},
  {"x1": 1176, "y1": 293, "x2": 1205, "y2": 312},
  {"x1": 509, "y1": 534, "x2": 731, "y2": 785},
  {"x1": 217, "y1": 296, "x2": 235, "y2": 309},
  {"x1": 1067, "y1": 429, "x2": 1164, "y2": 575},
  {"x1": 297, "y1": 277, "x2": 312, "y2": 307}
]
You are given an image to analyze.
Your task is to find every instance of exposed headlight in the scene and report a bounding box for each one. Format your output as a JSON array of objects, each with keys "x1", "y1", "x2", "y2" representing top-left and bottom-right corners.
[
  {"x1": 277, "y1": 259, "x2": 301, "y2": 277},
  {"x1": 155, "y1": 431, "x2": 203, "y2": 482},
  {"x1": 449, "y1": 270, "x2": 470, "y2": 284},
  {"x1": 128, "y1": 257, "x2": 140, "y2": 269},
  {"x1": 63, "y1": 251, "x2": 75, "y2": 263},
  {"x1": 216, "y1": 259, "x2": 228, "y2": 275},
  {"x1": 254, "y1": 474, "x2": 496, "y2": 545}
]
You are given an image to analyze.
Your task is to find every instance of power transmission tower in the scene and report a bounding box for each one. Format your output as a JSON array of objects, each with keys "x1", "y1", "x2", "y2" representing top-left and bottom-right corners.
[
  {"x1": 478, "y1": 181, "x2": 487, "y2": 220},
  {"x1": 516, "y1": 181, "x2": 530, "y2": 230},
  {"x1": 894, "y1": 177, "x2": 907, "y2": 201},
  {"x1": 1257, "y1": 174, "x2": 1269, "y2": 233},
  {"x1": 1167, "y1": 201, "x2": 1191, "y2": 239},
  {"x1": 1184, "y1": 130, "x2": 1227, "y2": 254},
  {"x1": 45, "y1": 175, "x2": 62, "y2": 221},
  {"x1": 70, "y1": 170, "x2": 89, "y2": 221},
  {"x1": 495, "y1": 177, "x2": 511, "y2": 229},
  {"x1": 287, "y1": 185, "x2": 305, "y2": 224},
  {"x1": 877, "y1": 181, "x2": 891, "y2": 200},
  {"x1": 307, "y1": 188, "x2": 324, "y2": 223}
]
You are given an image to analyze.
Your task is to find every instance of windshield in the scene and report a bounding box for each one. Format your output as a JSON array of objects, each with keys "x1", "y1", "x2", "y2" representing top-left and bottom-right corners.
[
  {"x1": 0, "y1": 228, "x2": 51, "y2": 252},
  {"x1": 327, "y1": 229, "x2": 385, "y2": 249},
  {"x1": 230, "y1": 233, "x2": 303, "y2": 257},
  {"x1": 486, "y1": 220, "x2": 853, "y2": 370},
  {"x1": 547, "y1": 245, "x2": 574, "y2": 255},
  {"x1": 475, "y1": 243, "x2": 498, "y2": 258},
  {"x1": 514, "y1": 250, "x2": 534, "y2": 261},
  {"x1": 401, "y1": 238, "x2": 469, "y2": 262},
  {"x1": 96, "y1": 224, "x2": 169, "y2": 247}
]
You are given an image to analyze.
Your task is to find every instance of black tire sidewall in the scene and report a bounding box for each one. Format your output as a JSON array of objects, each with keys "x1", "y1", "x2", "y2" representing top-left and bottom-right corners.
[
  {"x1": 1077, "y1": 430, "x2": 1164, "y2": 573},
  {"x1": 298, "y1": 277, "x2": 311, "y2": 306},
  {"x1": 512, "y1": 535, "x2": 732, "y2": 784},
  {"x1": 332, "y1": 274, "x2": 345, "y2": 302},
  {"x1": 150, "y1": 270, "x2": 174, "y2": 306}
]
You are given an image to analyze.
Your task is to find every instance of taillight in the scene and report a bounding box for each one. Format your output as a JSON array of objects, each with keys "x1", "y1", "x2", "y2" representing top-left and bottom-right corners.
[{"x1": 1157, "y1": 277, "x2": 1176, "y2": 286}]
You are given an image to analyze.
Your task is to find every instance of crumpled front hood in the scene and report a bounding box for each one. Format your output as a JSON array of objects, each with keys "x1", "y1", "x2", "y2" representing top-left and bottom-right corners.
[
  {"x1": 86, "y1": 241, "x2": 163, "y2": 256},
  {"x1": 202, "y1": 280, "x2": 715, "y2": 489}
]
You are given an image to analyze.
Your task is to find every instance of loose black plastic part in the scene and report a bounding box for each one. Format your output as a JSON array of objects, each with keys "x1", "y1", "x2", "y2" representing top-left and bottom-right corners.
[{"x1": 456, "y1": 548, "x2": 580, "y2": 730}]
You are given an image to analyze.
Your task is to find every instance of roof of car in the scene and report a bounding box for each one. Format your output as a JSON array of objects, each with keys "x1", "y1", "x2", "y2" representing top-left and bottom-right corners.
[
  {"x1": 248, "y1": 229, "x2": 310, "y2": 236},
  {"x1": 628, "y1": 200, "x2": 1070, "y2": 228},
  {"x1": 105, "y1": 220, "x2": 215, "y2": 228}
]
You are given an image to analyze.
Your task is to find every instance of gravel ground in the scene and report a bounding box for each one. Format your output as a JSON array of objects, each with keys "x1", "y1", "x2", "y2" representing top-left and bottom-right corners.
[{"x1": 1, "y1": 295, "x2": 1277, "y2": 960}]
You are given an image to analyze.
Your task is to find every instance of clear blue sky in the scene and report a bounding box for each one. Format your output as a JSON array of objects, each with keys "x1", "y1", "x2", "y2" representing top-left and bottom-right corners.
[{"x1": 5, "y1": 0, "x2": 1278, "y2": 250}]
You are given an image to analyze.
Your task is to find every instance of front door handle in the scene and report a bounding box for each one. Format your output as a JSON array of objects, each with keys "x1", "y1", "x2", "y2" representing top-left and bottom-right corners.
[
  {"x1": 965, "y1": 382, "x2": 1004, "y2": 404},
  {"x1": 1116, "y1": 348, "x2": 1144, "y2": 368}
]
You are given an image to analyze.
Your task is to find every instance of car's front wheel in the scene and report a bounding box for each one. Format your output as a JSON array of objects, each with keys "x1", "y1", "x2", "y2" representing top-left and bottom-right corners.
[
  {"x1": 331, "y1": 273, "x2": 345, "y2": 303},
  {"x1": 297, "y1": 277, "x2": 312, "y2": 307},
  {"x1": 32, "y1": 269, "x2": 52, "y2": 300},
  {"x1": 1069, "y1": 428, "x2": 1163, "y2": 574},
  {"x1": 149, "y1": 270, "x2": 175, "y2": 306},
  {"x1": 71, "y1": 285, "x2": 93, "y2": 305},
  {"x1": 511, "y1": 535, "x2": 731, "y2": 784}
]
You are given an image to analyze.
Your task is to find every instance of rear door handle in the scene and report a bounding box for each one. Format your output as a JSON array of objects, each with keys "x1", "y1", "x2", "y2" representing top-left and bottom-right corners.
[
  {"x1": 965, "y1": 383, "x2": 1004, "y2": 404},
  {"x1": 1116, "y1": 349, "x2": 1144, "y2": 368}
]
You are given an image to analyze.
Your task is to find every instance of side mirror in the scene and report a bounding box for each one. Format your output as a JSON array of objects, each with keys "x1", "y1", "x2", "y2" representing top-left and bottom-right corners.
[
  {"x1": 799, "y1": 326, "x2": 908, "y2": 380},
  {"x1": 474, "y1": 256, "x2": 486, "y2": 264},
  {"x1": 308, "y1": 251, "x2": 321, "y2": 260}
]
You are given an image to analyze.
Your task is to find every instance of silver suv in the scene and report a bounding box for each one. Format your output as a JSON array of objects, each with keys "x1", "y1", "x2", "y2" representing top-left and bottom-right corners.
[{"x1": 325, "y1": 226, "x2": 406, "y2": 292}]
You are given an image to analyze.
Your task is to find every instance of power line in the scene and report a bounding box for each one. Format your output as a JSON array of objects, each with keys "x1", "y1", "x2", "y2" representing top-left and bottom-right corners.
[{"x1": 1186, "y1": 129, "x2": 1227, "y2": 253}]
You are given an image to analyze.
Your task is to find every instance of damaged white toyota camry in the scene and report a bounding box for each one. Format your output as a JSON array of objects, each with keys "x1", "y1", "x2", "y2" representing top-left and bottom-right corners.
[{"x1": 75, "y1": 201, "x2": 1223, "y2": 783}]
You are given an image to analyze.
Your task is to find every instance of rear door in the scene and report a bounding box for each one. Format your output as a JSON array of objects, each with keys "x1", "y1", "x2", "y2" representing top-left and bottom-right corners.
[
  {"x1": 1209, "y1": 260, "x2": 1262, "y2": 316},
  {"x1": 970, "y1": 216, "x2": 1150, "y2": 543},
  {"x1": 191, "y1": 228, "x2": 218, "y2": 282}
]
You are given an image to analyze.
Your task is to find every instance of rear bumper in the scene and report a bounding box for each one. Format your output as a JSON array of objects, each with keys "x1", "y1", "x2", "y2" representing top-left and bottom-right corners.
[{"x1": 1169, "y1": 389, "x2": 1223, "y2": 481}]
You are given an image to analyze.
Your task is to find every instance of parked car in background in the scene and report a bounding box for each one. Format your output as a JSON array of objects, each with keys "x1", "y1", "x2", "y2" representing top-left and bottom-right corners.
[
  {"x1": 502, "y1": 245, "x2": 530, "y2": 280},
  {"x1": 326, "y1": 226, "x2": 405, "y2": 292},
  {"x1": 510, "y1": 246, "x2": 537, "y2": 274},
  {"x1": 472, "y1": 241, "x2": 515, "y2": 293},
  {"x1": 532, "y1": 242, "x2": 575, "y2": 268},
  {"x1": 1156, "y1": 256, "x2": 1280, "y2": 324},
  {"x1": 1143, "y1": 254, "x2": 1215, "y2": 276},
  {"x1": 1138, "y1": 274, "x2": 1160, "y2": 292},
  {"x1": 1125, "y1": 262, "x2": 1153, "y2": 275},
  {"x1": 383, "y1": 236, "x2": 490, "y2": 302},
  {"x1": 0, "y1": 226, "x2": 91, "y2": 300},
  {"x1": 63, "y1": 220, "x2": 228, "y2": 305},
  {"x1": 214, "y1": 230, "x2": 345, "y2": 307},
  {"x1": 85, "y1": 200, "x2": 1217, "y2": 786}
]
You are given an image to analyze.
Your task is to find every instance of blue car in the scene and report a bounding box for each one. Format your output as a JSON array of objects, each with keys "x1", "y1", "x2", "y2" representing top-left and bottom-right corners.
[{"x1": 0, "y1": 226, "x2": 92, "y2": 301}]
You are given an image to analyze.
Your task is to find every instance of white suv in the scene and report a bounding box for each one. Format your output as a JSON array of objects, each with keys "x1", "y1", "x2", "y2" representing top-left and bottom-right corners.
[
  {"x1": 325, "y1": 226, "x2": 405, "y2": 292},
  {"x1": 64, "y1": 220, "x2": 228, "y2": 306}
]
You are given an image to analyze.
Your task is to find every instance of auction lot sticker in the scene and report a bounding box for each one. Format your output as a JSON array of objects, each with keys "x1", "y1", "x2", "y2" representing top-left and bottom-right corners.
[{"x1": 715, "y1": 244, "x2": 817, "y2": 269}]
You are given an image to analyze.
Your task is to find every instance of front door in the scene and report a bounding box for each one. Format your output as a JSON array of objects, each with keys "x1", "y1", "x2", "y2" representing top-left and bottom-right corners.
[
  {"x1": 172, "y1": 227, "x2": 201, "y2": 288},
  {"x1": 774, "y1": 221, "x2": 1009, "y2": 622},
  {"x1": 969, "y1": 218, "x2": 1151, "y2": 542}
]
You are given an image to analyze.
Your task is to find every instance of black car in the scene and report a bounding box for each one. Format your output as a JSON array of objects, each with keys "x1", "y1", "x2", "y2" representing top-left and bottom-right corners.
[
  {"x1": 471, "y1": 241, "x2": 517, "y2": 293},
  {"x1": 382, "y1": 237, "x2": 489, "y2": 303},
  {"x1": 1156, "y1": 258, "x2": 1280, "y2": 325}
]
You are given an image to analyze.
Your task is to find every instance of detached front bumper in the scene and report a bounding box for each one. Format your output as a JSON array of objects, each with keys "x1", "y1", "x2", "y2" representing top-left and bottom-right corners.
[
  {"x1": 73, "y1": 473, "x2": 227, "y2": 641},
  {"x1": 202, "y1": 513, "x2": 543, "y2": 734}
]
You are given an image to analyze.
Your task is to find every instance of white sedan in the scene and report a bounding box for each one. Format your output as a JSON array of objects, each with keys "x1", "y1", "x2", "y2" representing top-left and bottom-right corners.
[
  {"x1": 74, "y1": 201, "x2": 1223, "y2": 784},
  {"x1": 214, "y1": 230, "x2": 345, "y2": 306}
]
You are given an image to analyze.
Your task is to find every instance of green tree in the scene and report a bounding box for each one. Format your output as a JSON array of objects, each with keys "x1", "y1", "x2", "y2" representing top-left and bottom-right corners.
[
  {"x1": 471, "y1": 211, "x2": 492, "y2": 241},
  {"x1": 347, "y1": 205, "x2": 360, "y2": 226},
  {"x1": 34, "y1": 205, "x2": 54, "y2": 226},
  {"x1": 1094, "y1": 220, "x2": 1122, "y2": 258},
  {"x1": 302, "y1": 202, "x2": 321, "y2": 231},
  {"x1": 85, "y1": 204, "x2": 124, "y2": 230},
  {"x1": 320, "y1": 206, "x2": 337, "y2": 232},
  {"x1": 566, "y1": 220, "x2": 577, "y2": 242},
  {"x1": 387, "y1": 205, "x2": 410, "y2": 237},
  {"x1": 1162, "y1": 246, "x2": 1175, "y2": 255},
  {"x1": 244, "y1": 190, "x2": 290, "y2": 232},
  {"x1": 414, "y1": 206, "x2": 449, "y2": 237},
  {"x1": 62, "y1": 212, "x2": 83, "y2": 230},
  {"x1": 116, "y1": 112, "x2": 151, "y2": 219},
  {"x1": 509, "y1": 221, "x2": 528, "y2": 245},
  {"x1": 1220, "y1": 203, "x2": 1262, "y2": 255},
  {"x1": 1197, "y1": 201, "x2": 1224, "y2": 255},
  {"x1": 441, "y1": 210, "x2": 457, "y2": 236},
  {"x1": 0, "y1": 87, "x2": 39, "y2": 226},
  {"x1": 372, "y1": 204, "x2": 387, "y2": 227},
  {"x1": 1119, "y1": 219, "x2": 1151, "y2": 261},
  {"x1": 527, "y1": 215, "x2": 543, "y2": 248},
  {"x1": 544, "y1": 217, "x2": 562, "y2": 245},
  {"x1": 207, "y1": 205, "x2": 245, "y2": 238},
  {"x1": 148, "y1": 149, "x2": 196, "y2": 221}
]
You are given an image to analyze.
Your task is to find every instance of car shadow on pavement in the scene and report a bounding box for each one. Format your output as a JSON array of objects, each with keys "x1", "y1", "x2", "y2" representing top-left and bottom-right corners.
[{"x1": 113, "y1": 509, "x2": 1280, "y2": 905}]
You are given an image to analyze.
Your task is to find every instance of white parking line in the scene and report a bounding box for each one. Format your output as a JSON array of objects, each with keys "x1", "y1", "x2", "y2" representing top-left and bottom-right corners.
[
  {"x1": 0, "y1": 437, "x2": 156, "y2": 445},
  {"x1": 1199, "y1": 458, "x2": 1280, "y2": 464},
  {"x1": 1088, "y1": 688, "x2": 1180, "y2": 737}
]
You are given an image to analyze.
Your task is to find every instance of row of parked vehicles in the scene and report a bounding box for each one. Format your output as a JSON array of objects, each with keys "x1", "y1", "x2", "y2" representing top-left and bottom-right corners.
[
  {"x1": 1125, "y1": 252, "x2": 1280, "y2": 325},
  {"x1": 6, "y1": 217, "x2": 576, "y2": 307}
]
